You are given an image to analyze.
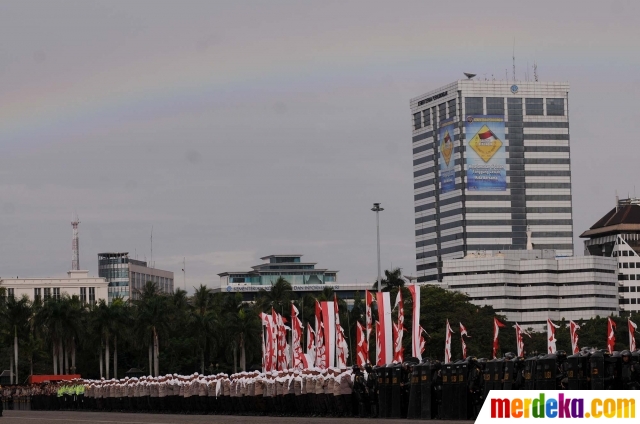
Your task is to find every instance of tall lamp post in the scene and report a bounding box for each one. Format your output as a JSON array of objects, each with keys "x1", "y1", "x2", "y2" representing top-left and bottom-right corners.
[{"x1": 371, "y1": 202, "x2": 384, "y2": 292}]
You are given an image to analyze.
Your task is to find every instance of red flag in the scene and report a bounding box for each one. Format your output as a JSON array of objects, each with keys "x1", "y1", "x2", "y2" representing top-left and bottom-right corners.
[
  {"x1": 569, "y1": 320, "x2": 580, "y2": 355},
  {"x1": 444, "y1": 319, "x2": 454, "y2": 363},
  {"x1": 365, "y1": 290, "x2": 373, "y2": 360},
  {"x1": 492, "y1": 317, "x2": 506, "y2": 359},
  {"x1": 314, "y1": 301, "x2": 326, "y2": 368},
  {"x1": 356, "y1": 321, "x2": 366, "y2": 367},
  {"x1": 629, "y1": 319, "x2": 637, "y2": 351},
  {"x1": 376, "y1": 292, "x2": 392, "y2": 364},
  {"x1": 547, "y1": 318, "x2": 560, "y2": 354},
  {"x1": 607, "y1": 317, "x2": 616, "y2": 354},
  {"x1": 393, "y1": 290, "x2": 404, "y2": 363},
  {"x1": 514, "y1": 323, "x2": 524, "y2": 358},
  {"x1": 459, "y1": 322, "x2": 469, "y2": 360}
]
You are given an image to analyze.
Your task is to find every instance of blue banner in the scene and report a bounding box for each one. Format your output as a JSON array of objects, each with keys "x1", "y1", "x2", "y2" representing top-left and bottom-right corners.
[
  {"x1": 438, "y1": 119, "x2": 456, "y2": 194},
  {"x1": 464, "y1": 115, "x2": 507, "y2": 191}
]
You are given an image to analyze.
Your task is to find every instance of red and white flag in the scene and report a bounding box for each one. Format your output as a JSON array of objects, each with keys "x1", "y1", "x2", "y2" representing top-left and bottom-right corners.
[
  {"x1": 322, "y1": 301, "x2": 336, "y2": 367},
  {"x1": 444, "y1": 319, "x2": 454, "y2": 363},
  {"x1": 393, "y1": 290, "x2": 404, "y2": 363},
  {"x1": 547, "y1": 318, "x2": 560, "y2": 354},
  {"x1": 629, "y1": 319, "x2": 637, "y2": 351},
  {"x1": 356, "y1": 321, "x2": 367, "y2": 367},
  {"x1": 459, "y1": 322, "x2": 469, "y2": 360},
  {"x1": 513, "y1": 323, "x2": 531, "y2": 358},
  {"x1": 314, "y1": 301, "x2": 326, "y2": 368},
  {"x1": 569, "y1": 320, "x2": 580, "y2": 355},
  {"x1": 376, "y1": 292, "x2": 392, "y2": 365},
  {"x1": 407, "y1": 285, "x2": 421, "y2": 359},
  {"x1": 306, "y1": 323, "x2": 316, "y2": 366},
  {"x1": 375, "y1": 321, "x2": 383, "y2": 366},
  {"x1": 275, "y1": 312, "x2": 289, "y2": 371},
  {"x1": 291, "y1": 304, "x2": 308, "y2": 369},
  {"x1": 493, "y1": 317, "x2": 506, "y2": 359},
  {"x1": 418, "y1": 326, "x2": 428, "y2": 356},
  {"x1": 365, "y1": 290, "x2": 374, "y2": 361},
  {"x1": 607, "y1": 317, "x2": 617, "y2": 354},
  {"x1": 334, "y1": 295, "x2": 348, "y2": 367},
  {"x1": 259, "y1": 312, "x2": 272, "y2": 372}
]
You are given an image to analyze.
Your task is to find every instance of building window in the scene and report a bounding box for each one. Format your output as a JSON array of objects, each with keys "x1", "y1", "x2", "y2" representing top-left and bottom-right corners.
[
  {"x1": 438, "y1": 103, "x2": 446, "y2": 122},
  {"x1": 486, "y1": 97, "x2": 504, "y2": 115},
  {"x1": 448, "y1": 99, "x2": 456, "y2": 118},
  {"x1": 44, "y1": 288, "x2": 51, "y2": 300},
  {"x1": 413, "y1": 112, "x2": 422, "y2": 130},
  {"x1": 546, "y1": 98, "x2": 565, "y2": 116},
  {"x1": 34, "y1": 288, "x2": 41, "y2": 301},
  {"x1": 465, "y1": 97, "x2": 483, "y2": 115},
  {"x1": 422, "y1": 109, "x2": 430, "y2": 126},
  {"x1": 80, "y1": 287, "x2": 87, "y2": 303},
  {"x1": 89, "y1": 287, "x2": 95, "y2": 304},
  {"x1": 525, "y1": 98, "x2": 544, "y2": 115},
  {"x1": 53, "y1": 288, "x2": 60, "y2": 300},
  {"x1": 7, "y1": 288, "x2": 14, "y2": 299},
  {"x1": 633, "y1": 299, "x2": 637, "y2": 305}
]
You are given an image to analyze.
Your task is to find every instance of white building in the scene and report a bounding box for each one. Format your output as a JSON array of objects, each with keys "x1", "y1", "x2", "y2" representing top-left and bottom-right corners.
[
  {"x1": 411, "y1": 79, "x2": 573, "y2": 282},
  {"x1": 581, "y1": 197, "x2": 640, "y2": 313},
  {"x1": 0, "y1": 270, "x2": 108, "y2": 304},
  {"x1": 442, "y1": 250, "x2": 618, "y2": 330}
]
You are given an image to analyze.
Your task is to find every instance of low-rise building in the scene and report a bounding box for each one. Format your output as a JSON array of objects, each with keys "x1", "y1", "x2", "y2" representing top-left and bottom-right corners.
[
  {"x1": 217, "y1": 254, "x2": 369, "y2": 301},
  {"x1": 0, "y1": 270, "x2": 108, "y2": 304},
  {"x1": 98, "y1": 252, "x2": 174, "y2": 303},
  {"x1": 442, "y1": 249, "x2": 618, "y2": 330}
]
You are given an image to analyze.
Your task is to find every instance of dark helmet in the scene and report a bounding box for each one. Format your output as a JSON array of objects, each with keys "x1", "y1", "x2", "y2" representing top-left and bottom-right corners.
[
  {"x1": 621, "y1": 350, "x2": 632, "y2": 358},
  {"x1": 556, "y1": 350, "x2": 567, "y2": 361},
  {"x1": 365, "y1": 364, "x2": 373, "y2": 373},
  {"x1": 504, "y1": 352, "x2": 516, "y2": 360}
]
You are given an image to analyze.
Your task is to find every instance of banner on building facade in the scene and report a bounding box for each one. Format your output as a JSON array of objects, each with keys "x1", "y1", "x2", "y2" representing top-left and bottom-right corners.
[
  {"x1": 464, "y1": 115, "x2": 507, "y2": 191},
  {"x1": 438, "y1": 118, "x2": 457, "y2": 194}
]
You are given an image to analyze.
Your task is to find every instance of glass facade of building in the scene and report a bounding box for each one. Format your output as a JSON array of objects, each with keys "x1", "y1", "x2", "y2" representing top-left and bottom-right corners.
[{"x1": 98, "y1": 252, "x2": 174, "y2": 303}]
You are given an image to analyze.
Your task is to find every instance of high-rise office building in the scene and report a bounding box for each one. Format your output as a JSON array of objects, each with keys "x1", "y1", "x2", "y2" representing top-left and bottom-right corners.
[{"x1": 410, "y1": 80, "x2": 573, "y2": 282}]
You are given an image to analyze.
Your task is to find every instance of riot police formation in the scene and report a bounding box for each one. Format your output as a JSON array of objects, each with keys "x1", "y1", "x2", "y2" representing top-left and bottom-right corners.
[{"x1": 2, "y1": 350, "x2": 640, "y2": 420}]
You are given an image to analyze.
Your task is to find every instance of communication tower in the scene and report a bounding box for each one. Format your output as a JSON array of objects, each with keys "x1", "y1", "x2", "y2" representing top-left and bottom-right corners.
[{"x1": 71, "y1": 214, "x2": 80, "y2": 270}]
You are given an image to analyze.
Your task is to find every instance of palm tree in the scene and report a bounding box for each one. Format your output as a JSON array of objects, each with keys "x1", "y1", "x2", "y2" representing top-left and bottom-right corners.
[
  {"x1": 255, "y1": 277, "x2": 295, "y2": 314},
  {"x1": 371, "y1": 267, "x2": 405, "y2": 291},
  {"x1": 189, "y1": 285, "x2": 217, "y2": 374},
  {"x1": 4, "y1": 295, "x2": 32, "y2": 383},
  {"x1": 35, "y1": 297, "x2": 71, "y2": 375},
  {"x1": 226, "y1": 302, "x2": 261, "y2": 371},
  {"x1": 134, "y1": 281, "x2": 170, "y2": 376}
]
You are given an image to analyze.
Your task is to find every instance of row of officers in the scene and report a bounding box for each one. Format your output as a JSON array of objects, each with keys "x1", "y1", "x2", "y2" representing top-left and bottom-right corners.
[{"x1": 13, "y1": 348, "x2": 640, "y2": 420}]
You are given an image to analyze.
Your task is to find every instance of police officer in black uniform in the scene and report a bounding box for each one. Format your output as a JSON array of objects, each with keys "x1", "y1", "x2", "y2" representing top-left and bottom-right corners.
[
  {"x1": 621, "y1": 350, "x2": 639, "y2": 389},
  {"x1": 365, "y1": 365, "x2": 378, "y2": 418},
  {"x1": 353, "y1": 365, "x2": 368, "y2": 417},
  {"x1": 467, "y1": 357, "x2": 483, "y2": 419},
  {"x1": 556, "y1": 350, "x2": 568, "y2": 389}
]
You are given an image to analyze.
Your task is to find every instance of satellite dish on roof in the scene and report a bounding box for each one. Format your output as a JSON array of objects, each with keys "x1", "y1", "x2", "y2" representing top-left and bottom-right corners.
[{"x1": 464, "y1": 72, "x2": 476, "y2": 79}]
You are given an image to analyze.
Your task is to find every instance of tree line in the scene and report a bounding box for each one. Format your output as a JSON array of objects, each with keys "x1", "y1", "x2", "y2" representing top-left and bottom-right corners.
[{"x1": 1, "y1": 268, "x2": 637, "y2": 383}]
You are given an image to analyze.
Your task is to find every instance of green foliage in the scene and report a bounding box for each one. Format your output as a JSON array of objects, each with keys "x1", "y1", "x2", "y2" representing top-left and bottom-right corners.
[{"x1": 1, "y1": 270, "x2": 636, "y2": 378}]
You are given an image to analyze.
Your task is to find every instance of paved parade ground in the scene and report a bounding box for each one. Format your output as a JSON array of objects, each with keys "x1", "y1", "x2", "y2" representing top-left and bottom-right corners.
[{"x1": 1, "y1": 410, "x2": 469, "y2": 423}]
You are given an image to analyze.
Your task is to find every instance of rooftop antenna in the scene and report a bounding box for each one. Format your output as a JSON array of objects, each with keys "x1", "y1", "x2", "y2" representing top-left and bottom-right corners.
[
  {"x1": 150, "y1": 225, "x2": 154, "y2": 269},
  {"x1": 71, "y1": 213, "x2": 80, "y2": 270},
  {"x1": 512, "y1": 38, "x2": 516, "y2": 82},
  {"x1": 533, "y1": 61, "x2": 539, "y2": 82},
  {"x1": 616, "y1": 191, "x2": 619, "y2": 212},
  {"x1": 505, "y1": 69, "x2": 508, "y2": 81}
]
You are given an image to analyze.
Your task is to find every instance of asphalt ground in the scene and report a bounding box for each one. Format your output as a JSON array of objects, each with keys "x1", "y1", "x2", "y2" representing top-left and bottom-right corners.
[{"x1": 0, "y1": 410, "x2": 471, "y2": 423}]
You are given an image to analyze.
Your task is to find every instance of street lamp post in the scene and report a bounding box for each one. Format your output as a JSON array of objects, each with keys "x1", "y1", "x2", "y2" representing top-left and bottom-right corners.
[{"x1": 371, "y1": 203, "x2": 384, "y2": 292}]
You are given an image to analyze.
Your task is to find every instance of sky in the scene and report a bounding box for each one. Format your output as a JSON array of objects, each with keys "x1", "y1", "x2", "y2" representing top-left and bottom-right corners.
[{"x1": 1, "y1": 0, "x2": 640, "y2": 291}]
